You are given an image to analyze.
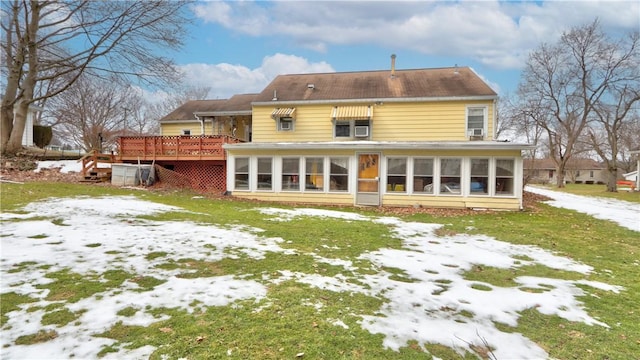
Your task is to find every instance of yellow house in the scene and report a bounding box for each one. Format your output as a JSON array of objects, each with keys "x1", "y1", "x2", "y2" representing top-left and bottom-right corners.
[
  {"x1": 223, "y1": 64, "x2": 532, "y2": 210},
  {"x1": 159, "y1": 94, "x2": 256, "y2": 141}
]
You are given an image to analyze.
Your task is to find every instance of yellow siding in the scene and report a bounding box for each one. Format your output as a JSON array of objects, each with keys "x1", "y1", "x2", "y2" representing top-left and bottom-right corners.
[
  {"x1": 227, "y1": 148, "x2": 355, "y2": 157},
  {"x1": 252, "y1": 100, "x2": 495, "y2": 143},
  {"x1": 382, "y1": 149, "x2": 520, "y2": 157},
  {"x1": 161, "y1": 122, "x2": 211, "y2": 136},
  {"x1": 373, "y1": 100, "x2": 494, "y2": 141},
  {"x1": 232, "y1": 191, "x2": 520, "y2": 210},
  {"x1": 252, "y1": 105, "x2": 335, "y2": 143},
  {"x1": 382, "y1": 195, "x2": 520, "y2": 210},
  {"x1": 231, "y1": 192, "x2": 354, "y2": 206}
]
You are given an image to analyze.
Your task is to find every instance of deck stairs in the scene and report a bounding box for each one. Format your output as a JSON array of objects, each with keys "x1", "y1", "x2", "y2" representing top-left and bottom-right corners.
[{"x1": 80, "y1": 150, "x2": 116, "y2": 182}]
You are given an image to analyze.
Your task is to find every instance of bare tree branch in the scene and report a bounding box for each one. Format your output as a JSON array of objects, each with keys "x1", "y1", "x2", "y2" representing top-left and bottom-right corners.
[{"x1": 1, "y1": 0, "x2": 193, "y2": 154}]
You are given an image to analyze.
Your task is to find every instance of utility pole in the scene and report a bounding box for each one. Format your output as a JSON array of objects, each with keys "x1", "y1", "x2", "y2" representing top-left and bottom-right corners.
[{"x1": 122, "y1": 107, "x2": 129, "y2": 136}]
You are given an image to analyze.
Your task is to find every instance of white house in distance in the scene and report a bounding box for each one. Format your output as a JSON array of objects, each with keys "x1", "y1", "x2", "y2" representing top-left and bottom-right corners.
[
  {"x1": 17, "y1": 104, "x2": 44, "y2": 147},
  {"x1": 628, "y1": 149, "x2": 640, "y2": 191}
]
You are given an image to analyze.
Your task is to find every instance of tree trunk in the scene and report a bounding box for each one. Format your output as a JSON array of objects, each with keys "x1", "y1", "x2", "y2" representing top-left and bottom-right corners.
[
  {"x1": 605, "y1": 164, "x2": 618, "y2": 192},
  {"x1": 555, "y1": 162, "x2": 566, "y2": 188},
  {"x1": 4, "y1": 0, "x2": 40, "y2": 154},
  {"x1": 0, "y1": 104, "x2": 14, "y2": 154},
  {"x1": 5, "y1": 101, "x2": 29, "y2": 153}
]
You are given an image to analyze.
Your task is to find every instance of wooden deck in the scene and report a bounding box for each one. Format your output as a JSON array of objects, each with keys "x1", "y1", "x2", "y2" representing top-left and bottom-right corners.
[{"x1": 117, "y1": 135, "x2": 243, "y2": 161}]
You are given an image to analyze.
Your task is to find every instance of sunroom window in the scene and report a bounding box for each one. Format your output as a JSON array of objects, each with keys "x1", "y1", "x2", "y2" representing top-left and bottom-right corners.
[
  {"x1": 305, "y1": 157, "x2": 324, "y2": 191},
  {"x1": 257, "y1": 158, "x2": 272, "y2": 190},
  {"x1": 234, "y1": 157, "x2": 249, "y2": 190},
  {"x1": 282, "y1": 158, "x2": 300, "y2": 190},
  {"x1": 329, "y1": 157, "x2": 349, "y2": 191},
  {"x1": 387, "y1": 158, "x2": 407, "y2": 192},
  {"x1": 440, "y1": 158, "x2": 461, "y2": 194},
  {"x1": 496, "y1": 159, "x2": 515, "y2": 195},
  {"x1": 470, "y1": 159, "x2": 489, "y2": 195},
  {"x1": 413, "y1": 158, "x2": 434, "y2": 193}
]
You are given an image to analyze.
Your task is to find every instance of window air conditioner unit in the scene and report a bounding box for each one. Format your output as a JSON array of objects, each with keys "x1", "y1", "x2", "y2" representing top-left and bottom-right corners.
[
  {"x1": 468, "y1": 128, "x2": 483, "y2": 136},
  {"x1": 354, "y1": 126, "x2": 369, "y2": 137},
  {"x1": 280, "y1": 121, "x2": 292, "y2": 131}
]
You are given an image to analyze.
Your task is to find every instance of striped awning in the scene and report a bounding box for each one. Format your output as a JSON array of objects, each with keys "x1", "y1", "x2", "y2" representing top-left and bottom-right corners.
[
  {"x1": 271, "y1": 107, "x2": 296, "y2": 119},
  {"x1": 331, "y1": 105, "x2": 372, "y2": 120}
]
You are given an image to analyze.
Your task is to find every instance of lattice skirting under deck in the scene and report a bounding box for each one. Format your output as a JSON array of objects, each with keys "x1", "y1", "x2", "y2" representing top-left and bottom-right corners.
[{"x1": 155, "y1": 161, "x2": 226, "y2": 193}]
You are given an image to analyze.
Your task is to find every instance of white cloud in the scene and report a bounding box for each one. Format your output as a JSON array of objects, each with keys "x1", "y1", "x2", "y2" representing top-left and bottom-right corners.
[
  {"x1": 177, "y1": 54, "x2": 334, "y2": 99},
  {"x1": 192, "y1": 1, "x2": 640, "y2": 70}
]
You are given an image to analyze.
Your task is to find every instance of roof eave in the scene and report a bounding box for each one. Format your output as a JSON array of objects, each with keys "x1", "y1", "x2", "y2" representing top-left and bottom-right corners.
[
  {"x1": 224, "y1": 141, "x2": 534, "y2": 151},
  {"x1": 252, "y1": 95, "x2": 497, "y2": 107},
  {"x1": 159, "y1": 119, "x2": 199, "y2": 124},
  {"x1": 194, "y1": 111, "x2": 252, "y2": 116}
]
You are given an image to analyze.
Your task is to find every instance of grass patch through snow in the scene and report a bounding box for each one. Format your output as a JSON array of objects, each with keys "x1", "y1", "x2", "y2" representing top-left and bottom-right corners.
[{"x1": 0, "y1": 182, "x2": 638, "y2": 359}]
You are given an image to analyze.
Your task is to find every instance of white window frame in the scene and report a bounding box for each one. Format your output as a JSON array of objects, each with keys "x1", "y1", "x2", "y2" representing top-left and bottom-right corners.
[
  {"x1": 256, "y1": 157, "x2": 273, "y2": 191},
  {"x1": 233, "y1": 157, "x2": 250, "y2": 191},
  {"x1": 438, "y1": 157, "x2": 463, "y2": 196},
  {"x1": 281, "y1": 157, "x2": 301, "y2": 191},
  {"x1": 386, "y1": 157, "x2": 408, "y2": 193},
  {"x1": 333, "y1": 119, "x2": 371, "y2": 139},
  {"x1": 181, "y1": 129, "x2": 191, "y2": 135},
  {"x1": 495, "y1": 158, "x2": 516, "y2": 197},
  {"x1": 466, "y1": 106, "x2": 487, "y2": 139},
  {"x1": 304, "y1": 157, "x2": 325, "y2": 192},
  {"x1": 277, "y1": 117, "x2": 294, "y2": 132},
  {"x1": 334, "y1": 120, "x2": 352, "y2": 138},
  {"x1": 328, "y1": 157, "x2": 350, "y2": 192},
  {"x1": 468, "y1": 158, "x2": 490, "y2": 196}
]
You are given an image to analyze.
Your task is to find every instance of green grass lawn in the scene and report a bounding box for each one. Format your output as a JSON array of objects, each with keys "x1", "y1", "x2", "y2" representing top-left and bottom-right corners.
[
  {"x1": 533, "y1": 183, "x2": 640, "y2": 203},
  {"x1": 1, "y1": 182, "x2": 639, "y2": 359}
]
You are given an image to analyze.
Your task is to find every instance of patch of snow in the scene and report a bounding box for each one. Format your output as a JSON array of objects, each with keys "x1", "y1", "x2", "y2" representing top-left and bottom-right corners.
[
  {"x1": 0, "y1": 196, "x2": 624, "y2": 359},
  {"x1": 526, "y1": 186, "x2": 640, "y2": 232},
  {"x1": 35, "y1": 159, "x2": 104, "y2": 173}
]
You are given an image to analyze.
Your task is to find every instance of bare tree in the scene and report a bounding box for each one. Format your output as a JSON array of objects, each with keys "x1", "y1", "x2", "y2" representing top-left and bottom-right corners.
[
  {"x1": 617, "y1": 113, "x2": 640, "y2": 173},
  {"x1": 1, "y1": 0, "x2": 191, "y2": 154},
  {"x1": 48, "y1": 75, "x2": 128, "y2": 152},
  {"x1": 585, "y1": 31, "x2": 640, "y2": 190},
  {"x1": 123, "y1": 83, "x2": 211, "y2": 137},
  {"x1": 517, "y1": 20, "x2": 637, "y2": 187},
  {"x1": 160, "y1": 83, "x2": 212, "y2": 113},
  {"x1": 495, "y1": 93, "x2": 519, "y2": 140}
]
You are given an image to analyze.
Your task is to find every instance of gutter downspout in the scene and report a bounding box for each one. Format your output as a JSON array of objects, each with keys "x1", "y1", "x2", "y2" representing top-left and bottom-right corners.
[
  {"x1": 194, "y1": 114, "x2": 204, "y2": 135},
  {"x1": 637, "y1": 156, "x2": 640, "y2": 191},
  {"x1": 493, "y1": 98, "x2": 497, "y2": 140}
]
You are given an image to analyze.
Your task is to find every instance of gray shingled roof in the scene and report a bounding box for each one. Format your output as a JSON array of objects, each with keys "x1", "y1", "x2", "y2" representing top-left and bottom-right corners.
[
  {"x1": 253, "y1": 67, "x2": 497, "y2": 103},
  {"x1": 214, "y1": 93, "x2": 257, "y2": 113},
  {"x1": 160, "y1": 99, "x2": 227, "y2": 121},
  {"x1": 160, "y1": 94, "x2": 259, "y2": 121}
]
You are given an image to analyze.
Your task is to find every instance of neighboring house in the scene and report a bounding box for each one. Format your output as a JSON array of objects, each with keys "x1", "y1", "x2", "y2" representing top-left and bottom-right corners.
[
  {"x1": 221, "y1": 63, "x2": 532, "y2": 210},
  {"x1": 17, "y1": 104, "x2": 44, "y2": 147},
  {"x1": 623, "y1": 170, "x2": 637, "y2": 182},
  {"x1": 627, "y1": 149, "x2": 640, "y2": 190},
  {"x1": 524, "y1": 158, "x2": 607, "y2": 184}
]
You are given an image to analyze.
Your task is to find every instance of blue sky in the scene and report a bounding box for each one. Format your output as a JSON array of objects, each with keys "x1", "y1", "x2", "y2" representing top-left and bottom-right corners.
[{"x1": 165, "y1": 0, "x2": 639, "y2": 100}]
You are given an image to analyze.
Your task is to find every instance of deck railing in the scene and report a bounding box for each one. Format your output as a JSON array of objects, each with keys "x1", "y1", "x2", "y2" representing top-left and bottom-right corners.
[{"x1": 117, "y1": 135, "x2": 243, "y2": 161}]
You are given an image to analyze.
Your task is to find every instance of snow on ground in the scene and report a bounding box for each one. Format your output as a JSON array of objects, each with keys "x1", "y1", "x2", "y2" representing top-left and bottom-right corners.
[
  {"x1": 526, "y1": 186, "x2": 640, "y2": 232},
  {"x1": 35, "y1": 160, "x2": 90, "y2": 173},
  {"x1": 1, "y1": 197, "x2": 623, "y2": 359}
]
